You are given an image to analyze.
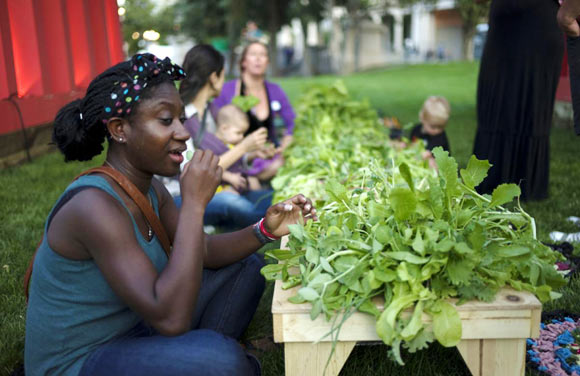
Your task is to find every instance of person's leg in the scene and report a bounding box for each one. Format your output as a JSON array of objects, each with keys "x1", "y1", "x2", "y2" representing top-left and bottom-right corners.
[
  {"x1": 79, "y1": 327, "x2": 260, "y2": 376},
  {"x1": 192, "y1": 254, "x2": 265, "y2": 340},
  {"x1": 206, "y1": 192, "x2": 266, "y2": 229},
  {"x1": 204, "y1": 192, "x2": 235, "y2": 226},
  {"x1": 243, "y1": 189, "x2": 273, "y2": 216}
]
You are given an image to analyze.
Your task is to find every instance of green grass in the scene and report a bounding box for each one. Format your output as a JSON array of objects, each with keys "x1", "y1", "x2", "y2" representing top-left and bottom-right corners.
[{"x1": 1, "y1": 62, "x2": 579, "y2": 375}]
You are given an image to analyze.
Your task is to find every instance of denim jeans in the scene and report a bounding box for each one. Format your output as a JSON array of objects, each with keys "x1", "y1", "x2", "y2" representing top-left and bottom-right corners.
[
  {"x1": 79, "y1": 254, "x2": 265, "y2": 376},
  {"x1": 174, "y1": 190, "x2": 273, "y2": 231},
  {"x1": 204, "y1": 189, "x2": 273, "y2": 230}
]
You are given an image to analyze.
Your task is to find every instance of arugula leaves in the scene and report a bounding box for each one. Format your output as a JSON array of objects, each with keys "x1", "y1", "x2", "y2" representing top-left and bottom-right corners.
[{"x1": 262, "y1": 82, "x2": 565, "y2": 366}]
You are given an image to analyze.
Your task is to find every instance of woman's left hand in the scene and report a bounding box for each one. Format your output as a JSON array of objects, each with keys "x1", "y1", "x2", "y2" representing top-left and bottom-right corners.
[
  {"x1": 263, "y1": 194, "x2": 318, "y2": 238},
  {"x1": 280, "y1": 135, "x2": 293, "y2": 151}
]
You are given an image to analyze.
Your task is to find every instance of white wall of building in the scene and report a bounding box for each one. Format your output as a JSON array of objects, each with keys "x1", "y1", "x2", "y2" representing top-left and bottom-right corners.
[{"x1": 411, "y1": 5, "x2": 436, "y2": 55}]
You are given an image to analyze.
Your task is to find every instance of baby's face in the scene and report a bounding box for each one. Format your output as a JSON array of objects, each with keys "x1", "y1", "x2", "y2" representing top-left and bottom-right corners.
[
  {"x1": 422, "y1": 121, "x2": 446, "y2": 136},
  {"x1": 222, "y1": 122, "x2": 248, "y2": 145}
]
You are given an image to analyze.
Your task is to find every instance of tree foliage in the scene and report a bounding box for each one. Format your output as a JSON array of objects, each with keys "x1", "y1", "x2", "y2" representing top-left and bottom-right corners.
[{"x1": 120, "y1": 0, "x2": 179, "y2": 55}]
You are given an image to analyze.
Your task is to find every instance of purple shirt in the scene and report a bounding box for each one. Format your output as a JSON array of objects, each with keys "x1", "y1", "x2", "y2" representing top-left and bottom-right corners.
[{"x1": 212, "y1": 79, "x2": 296, "y2": 136}]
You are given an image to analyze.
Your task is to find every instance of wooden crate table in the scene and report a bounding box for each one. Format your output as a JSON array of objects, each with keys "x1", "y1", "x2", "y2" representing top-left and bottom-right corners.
[{"x1": 271, "y1": 240, "x2": 542, "y2": 376}]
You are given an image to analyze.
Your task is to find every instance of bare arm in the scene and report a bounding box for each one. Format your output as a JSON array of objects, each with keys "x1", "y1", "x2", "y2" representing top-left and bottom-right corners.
[
  {"x1": 205, "y1": 194, "x2": 318, "y2": 268},
  {"x1": 559, "y1": 0, "x2": 580, "y2": 37},
  {"x1": 217, "y1": 127, "x2": 268, "y2": 170},
  {"x1": 62, "y1": 151, "x2": 221, "y2": 337}
]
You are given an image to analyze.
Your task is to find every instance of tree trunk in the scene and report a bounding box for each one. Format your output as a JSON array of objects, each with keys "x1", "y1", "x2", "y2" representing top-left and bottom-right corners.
[
  {"x1": 462, "y1": 25, "x2": 475, "y2": 61},
  {"x1": 228, "y1": 0, "x2": 246, "y2": 77},
  {"x1": 268, "y1": 0, "x2": 280, "y2": 77},
  {"x1": 354, "y1": 19, "x2": 361, "y2": 72}
]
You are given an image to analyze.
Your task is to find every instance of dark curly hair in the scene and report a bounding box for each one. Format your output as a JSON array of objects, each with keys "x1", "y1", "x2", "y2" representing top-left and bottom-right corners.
[{"x1": 53, "y1": 53, "x2": 185, "y2": 162}]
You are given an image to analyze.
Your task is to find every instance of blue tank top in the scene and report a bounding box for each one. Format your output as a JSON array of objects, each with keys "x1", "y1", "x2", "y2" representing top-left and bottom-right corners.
[{"x1": 24, "y1": 175, "x2": 168, "y2": 376}]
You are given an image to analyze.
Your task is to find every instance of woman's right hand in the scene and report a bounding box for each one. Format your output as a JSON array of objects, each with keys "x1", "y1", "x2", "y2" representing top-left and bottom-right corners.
[
  {"x1": 180, "y1": 150, "x2": 222, "y2": 209},
  {"x1": 240, "y1": 127, "x2": 268, "y2": 152}
]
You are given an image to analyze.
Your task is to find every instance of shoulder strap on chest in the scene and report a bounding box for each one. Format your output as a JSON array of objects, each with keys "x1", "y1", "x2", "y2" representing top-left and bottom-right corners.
[{"x1": 24, "y1": 166, "x2": 172, "y2": 301}]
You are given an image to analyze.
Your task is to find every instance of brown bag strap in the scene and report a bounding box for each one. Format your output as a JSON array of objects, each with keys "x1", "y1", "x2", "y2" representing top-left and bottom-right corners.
[
  {"x1": 76, "y1": 166, "x2": 172, "y2": 255},
  {"x1": 24, "y1": 166, "x2": 172, "y2": 301}
]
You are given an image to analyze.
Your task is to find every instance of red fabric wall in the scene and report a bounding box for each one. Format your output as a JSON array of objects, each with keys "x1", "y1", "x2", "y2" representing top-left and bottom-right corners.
[{"x1": 0, "y1": 0, "x2": 124, "y2": 136}]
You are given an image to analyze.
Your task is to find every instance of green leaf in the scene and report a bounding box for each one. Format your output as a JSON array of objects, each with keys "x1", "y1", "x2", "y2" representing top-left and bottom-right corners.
[
  {"x1": 428, "y1": 176, "x2": 444, "y2": 219},
  {"x1": 326, "y1": 225, "x2": 343, "y2": 237},
  {"x1": 309, "y1": 273, "x2": 332, "y2": 288},
  {"x1": 186, "y1": 150, "x2": 193, "y2": 160},
  {"x1": 334, "y1": 256, "x2": 358, "y2": 272},
  {"x1": 288, "y1": 294, "x2": 306, "y2": 304},
  {"x1": 406, "y1": 328, "x2": 434, "y2": 353},
  {"x1": 434, "y1": 239, "x2": 454, "y2": 253},
  {"x1": 265, "y1": 249, "x2": 295, "y2": 261},
  {"x1": 431, "y1": 301, "x2": 462, "y2": 347},
  {"x1": 401, "y1": 301, "x2": 424, "y2": 340},
  {"x1": 424, "y1": 228, "x2": 439, "y2": 243},
  {"x1": 386, "y1": 252, "x2": 430, "y2": 264},
  {"x1": 453, "y1": 242, "x2": 473, "y2": 255},
  {"x1": 232, "y1": 94, "x2": 260, "y2": 112},
  {"x1": 260, "y1": 263, "x2": 284, "y2": 280},
  {"x1": 342, "y1": 263, "x2": 365, "y2": 288},
  {"x1": 495, "y1": 245, "x2": 530, "y2": 258},
  {"x1": 320, "y1": 257, "x2": 334, "y2": 274},
  {"x1": 456, "y1": 209, "x2": 474, "y2": 228},
  {"x1": 489, "y1": 184, "x2": 521, "y2": 207},
  {"x1": 298, "y1": 286, "x2": 320, "y2": 301},
  {"x1": 326, "y1": 179, "x2": 349, "y2": 204},
  {"x1": 446, "y1": 258, "x2": 473, "y2": 285},
  {"x1": 529, "y1": 264, "x2": 540, "y2": 286},
  {"x1": 389, "y1": 187, "x2": 417, "y2": 221},
  {"x1": 359, "y1": 299, "x2": 381, "y2": 318},
  {"x1": 375, "y1": 225, "x2": 391, "y2": 244},
  {"x1": 372, "y1": 238, "x2": 384, "y2": 253},
  {"x1": 403, "y1": 228, "x2": 413, "y2": 241},
  {"x1": 374, "y1": 268, "x2": 397, "y2": 283},
  {"x1": 399, "y1": 162, "x2": 414, "y2": 192},
  {"x1": 368, "y1": 201, "x2": 389, "y2": 219},
  {"x1": 412, "y1": 230, "x2": 425, "y2": 255},
  {"x1": 288, "y1": 224, "x2": 305, "y2": 242},
  {"x1": 310, "y1": 299, "x2": 323, "y2": 320},
  {"x1": 389, "y1": 338, "x2": 405, "y2": 366},
  {"x1": 460, "y1": 155, "x2": 491, "y2": 189},
  {"x1": 397, "y1": 262, "x2": 412, "y2": 281},
  {"x1": 305, "y1": 245, "x2": 319, "y2": 264},
  {"x1": 432, "y1": 147, "x2": 460, "y2": 198},
  {"x1": 468, "y1": 224, "x2": 486, "y2": 251}
]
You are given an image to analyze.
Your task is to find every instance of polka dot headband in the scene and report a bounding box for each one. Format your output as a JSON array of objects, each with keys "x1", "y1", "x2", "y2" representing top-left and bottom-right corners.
[{"x1": 102, "y1": 53, "x2": 186, "y2": 122}]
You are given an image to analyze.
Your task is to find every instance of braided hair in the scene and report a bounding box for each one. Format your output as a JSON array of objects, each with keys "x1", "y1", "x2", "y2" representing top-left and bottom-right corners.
[
  {"x1": 179, "y1": 44, "x2": 225, "y2": 105},
  {"x1": 53, "y1": 53, "x2": 186, "y2": 162}
]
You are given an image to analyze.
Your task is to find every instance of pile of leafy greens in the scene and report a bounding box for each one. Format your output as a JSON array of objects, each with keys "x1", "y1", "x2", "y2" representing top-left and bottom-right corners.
[{"x1": 262, "y1": 81, "x2": 565, "y2": 365}]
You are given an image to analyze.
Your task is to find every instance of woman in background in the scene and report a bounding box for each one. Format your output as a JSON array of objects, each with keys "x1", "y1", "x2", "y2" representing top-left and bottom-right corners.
[{"x1": 213, "y1": 41, "x2": 296, "y2": 182}]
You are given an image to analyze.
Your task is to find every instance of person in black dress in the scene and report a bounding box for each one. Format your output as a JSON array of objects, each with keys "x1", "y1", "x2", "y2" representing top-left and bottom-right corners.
[{"x1": 473, "y1": 0, "x2": 564, "y2": 201}]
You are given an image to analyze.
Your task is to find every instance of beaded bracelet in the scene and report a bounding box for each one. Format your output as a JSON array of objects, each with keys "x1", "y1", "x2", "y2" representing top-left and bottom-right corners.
[
  {"x1": 259, "y1": 218, "x2": 279, "y2": 240},
  {"x1": 252, "y1": 218, "x2": 280, "y2": 244}
]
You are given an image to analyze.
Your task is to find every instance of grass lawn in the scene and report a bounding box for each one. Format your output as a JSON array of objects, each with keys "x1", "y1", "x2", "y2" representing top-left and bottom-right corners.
[{"x1": 1, "y1": 62, "x2": 579, "y2": 375}]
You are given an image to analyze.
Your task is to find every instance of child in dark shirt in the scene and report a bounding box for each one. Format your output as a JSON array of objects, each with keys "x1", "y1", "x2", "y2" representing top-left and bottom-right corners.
[{"x1": 410, "y1": 96, "x2": 451, "y2": 153}]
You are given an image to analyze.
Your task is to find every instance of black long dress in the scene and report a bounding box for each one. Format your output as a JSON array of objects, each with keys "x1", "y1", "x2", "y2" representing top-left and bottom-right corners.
[{"x1": 473, "y1": 0, "x2": 564, "y2": 201}]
